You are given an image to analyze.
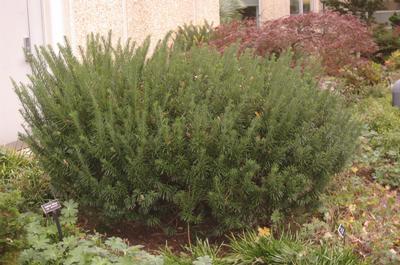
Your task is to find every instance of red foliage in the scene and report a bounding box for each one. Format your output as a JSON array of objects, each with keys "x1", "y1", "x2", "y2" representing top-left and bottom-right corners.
[{"x1": 210, "y1": 12, "x2": 377, "y2": 75}]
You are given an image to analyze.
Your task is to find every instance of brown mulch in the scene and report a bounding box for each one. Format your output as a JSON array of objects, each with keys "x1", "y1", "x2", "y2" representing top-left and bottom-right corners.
[{"x1": 78, "y1": 214, "x2": 226, "y2": 253}]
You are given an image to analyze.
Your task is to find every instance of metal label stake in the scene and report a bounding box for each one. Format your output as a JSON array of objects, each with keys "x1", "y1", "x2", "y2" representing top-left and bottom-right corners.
[
  {"x1": 41, "y1": 200, "x2": 63, "y2": 241},
  {"x1": 338, "y1": 224, "x2": 346, "y2": 245}
]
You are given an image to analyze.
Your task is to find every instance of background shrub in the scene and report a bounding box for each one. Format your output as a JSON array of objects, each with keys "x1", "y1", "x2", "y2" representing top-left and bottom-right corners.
[
  {"x1": 373, "y1": 25, "x2": 400, "y2": 61},
  {"x1": 210, "y1": 12, "x2": 377, "y2": 76},
  {"x1": 219, "y1": 0, "x2": 245, "y2": 23},
  {"x1": 389, "y1": 12, "x2": 400, "y2": 27},
  {"x1": 385, "y1": 50, "x2": 400, "y2": 70},
  {"x1": 336, "y1": 61, "x2": 388, "y2": 100},
  {"x1": 173, "y1": 23, "x2": 214, "y2": 52},
  {"x1": 15, "y1": 35, "x2": 360, "y2": 232},
  {"x1": 341, "y1": 61, "x2": 385, "y2": 87},
  {"x1": 0, "y1": 191, "x2": 27, "y2": 264},
  {"x1": 0, "y1": 149, "x2": 51, "y2": 210},
  {"x1": 321, "y1": 0, "x2": 384, "y2": 23}
]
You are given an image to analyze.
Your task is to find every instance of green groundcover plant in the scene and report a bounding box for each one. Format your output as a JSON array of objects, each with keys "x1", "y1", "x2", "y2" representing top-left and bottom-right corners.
[
  {"x1": 1, "y1": 195, "x2": 365, "y2": 265},
  {"x1": 15, "y1": 34, "x2": 360, "y2": 232},
  {"x1": 355, "y1": 95, "x2": 400, "y2": 188}
]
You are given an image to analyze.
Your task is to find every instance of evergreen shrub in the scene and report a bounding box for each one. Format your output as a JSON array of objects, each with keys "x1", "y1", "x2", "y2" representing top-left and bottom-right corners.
[
  {"x1": 15, "y1": 35, "x2": 360, "y2": 232},
  {"x1": 373, "y1": 25, "x2": 400, "y2": 61}
]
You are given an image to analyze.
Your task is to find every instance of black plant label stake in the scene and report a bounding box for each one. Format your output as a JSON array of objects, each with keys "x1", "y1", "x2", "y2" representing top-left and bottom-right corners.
[
  {"x1": 338, "y1": 224, "x2": 346, "y2": 245},
  {"x1": 41, "y1": 200, "x2": 63, "y2": 241}
]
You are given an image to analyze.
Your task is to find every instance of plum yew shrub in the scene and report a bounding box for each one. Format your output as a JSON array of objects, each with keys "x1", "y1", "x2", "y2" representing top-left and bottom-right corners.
[
  {"x1": 210, "y1": 12, "x2": 377, "y2": 75},
  {"x1": 15, "y1": 35, "x2": 360, "y2": 232}
]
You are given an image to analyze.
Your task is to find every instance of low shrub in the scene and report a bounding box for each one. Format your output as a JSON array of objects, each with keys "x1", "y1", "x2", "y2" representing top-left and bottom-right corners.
[
  {"x1": 389, "y1": 12, "x2": 400, "y2": 27},
  {"x1": 0, "y1": 149, "x2": 51, "y2": 209},
  {"x1": 373, "y1": 25, "x2": 400, "y2": 61},
  {"x1": 210, "y1": 12, "x2": 377, "y2": 75},
  {"x1": 337, "y1": 61, "x2": 387, "y2": 100},
  {"x1": 0, "y1": 191, "x2": 27, "y2": 264},
  {"x1": 385, "y1": 50, "x2": 400, "y2": 71},
  {"x1": 15, "y1": 34, "x2": 360, "y2": 233},
  {"x1": 341, "y1": 61, "x2": 385, "y2": 87}
]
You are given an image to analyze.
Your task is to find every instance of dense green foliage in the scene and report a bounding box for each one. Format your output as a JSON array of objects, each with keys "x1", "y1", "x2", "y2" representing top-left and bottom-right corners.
[
  {"x1": 373, "y1": 25, "x2": 400, "y2": 61},
  {"x1": 15, "y1": 34, "x2": 360, "y2": 232},
  {"x1": 0, "y1": 191, "x2": 27, "y2": 264},
  {"x1": 0, "y1": 149, "x2": 51, "y2": 209},
  {"x1": 389, "y1": 12, "x2": 400, "y2": 27}
]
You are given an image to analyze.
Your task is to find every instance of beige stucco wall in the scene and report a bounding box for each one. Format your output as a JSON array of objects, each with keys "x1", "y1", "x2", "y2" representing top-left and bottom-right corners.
[
  {"x1": 259, "y1": 0, "x2": 290, "y2": 21},
  {"x1": 69, "y1": 0, "x2": 125, "y2": 47},
  {"x1": 68, "y1": 0, "x2": 219, "y2": 49},
  {"x1": 259, "y1": 0, "x2": 323, "y2": 21},
  {"x1": 313, "y1": 0, "x2": 324, "y2": 12}
]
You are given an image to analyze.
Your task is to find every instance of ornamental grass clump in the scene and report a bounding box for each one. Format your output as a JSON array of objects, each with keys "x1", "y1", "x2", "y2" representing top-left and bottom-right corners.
[{"x1": 15, "y1": 34, "x2": 360, "y2": 232}]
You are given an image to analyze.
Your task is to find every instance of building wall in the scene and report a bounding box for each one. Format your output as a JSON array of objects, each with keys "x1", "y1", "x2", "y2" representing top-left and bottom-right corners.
[
  {"x1": 0, "y1": 0, "x2": 219, "y2": 145},
  {"x1": 259, "y1": 0, "x2": 290, "y2": 21},
  {"x1": 0, "y1": 0, "x2": 45, "y2": 145},
  {"x1": 313, "y1": 0, "x2": 324, "y2": 12},
  {"x1": 68, "y1": 0, "x2": 219, "y2": 50},
  {"x1": 259, "y1": 0, "x2": 323, "y2": 21}
]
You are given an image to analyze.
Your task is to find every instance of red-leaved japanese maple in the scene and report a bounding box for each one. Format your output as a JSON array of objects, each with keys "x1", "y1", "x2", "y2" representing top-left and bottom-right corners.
[{"x1": 210, "y1": 12, "x2": 377, "y2": 75}]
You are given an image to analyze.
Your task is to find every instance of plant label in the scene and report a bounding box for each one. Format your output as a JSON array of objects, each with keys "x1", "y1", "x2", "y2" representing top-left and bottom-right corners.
[
  {"x1": 41, "y1": 200, "x2": 61, "y2": 215},
  {"x1": 338, "y1": 224, "x2": 346, "y2": 238}
]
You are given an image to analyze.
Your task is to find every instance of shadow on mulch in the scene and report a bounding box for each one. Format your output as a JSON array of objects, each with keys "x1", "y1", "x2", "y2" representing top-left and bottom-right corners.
[{"x1": 77, "y1": 214, "x2": 227, "y2": 253}]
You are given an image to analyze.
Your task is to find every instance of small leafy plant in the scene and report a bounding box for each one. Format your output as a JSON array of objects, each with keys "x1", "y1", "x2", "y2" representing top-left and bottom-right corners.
[{"x1": 19, "y1": 200, "x2": 164, "y2": 265}]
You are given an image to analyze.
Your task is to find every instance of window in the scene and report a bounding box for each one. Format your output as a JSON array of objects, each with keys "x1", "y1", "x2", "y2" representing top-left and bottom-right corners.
[
  {"x1": 240, "y1": 6, "x2": 257, "y2": 20},
  {"x1": 241, "y1": 0, "x2": 259, "y2": 23},
  {"x1": 291, "y1": 0, "x2": 313, "y2": 15}
]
